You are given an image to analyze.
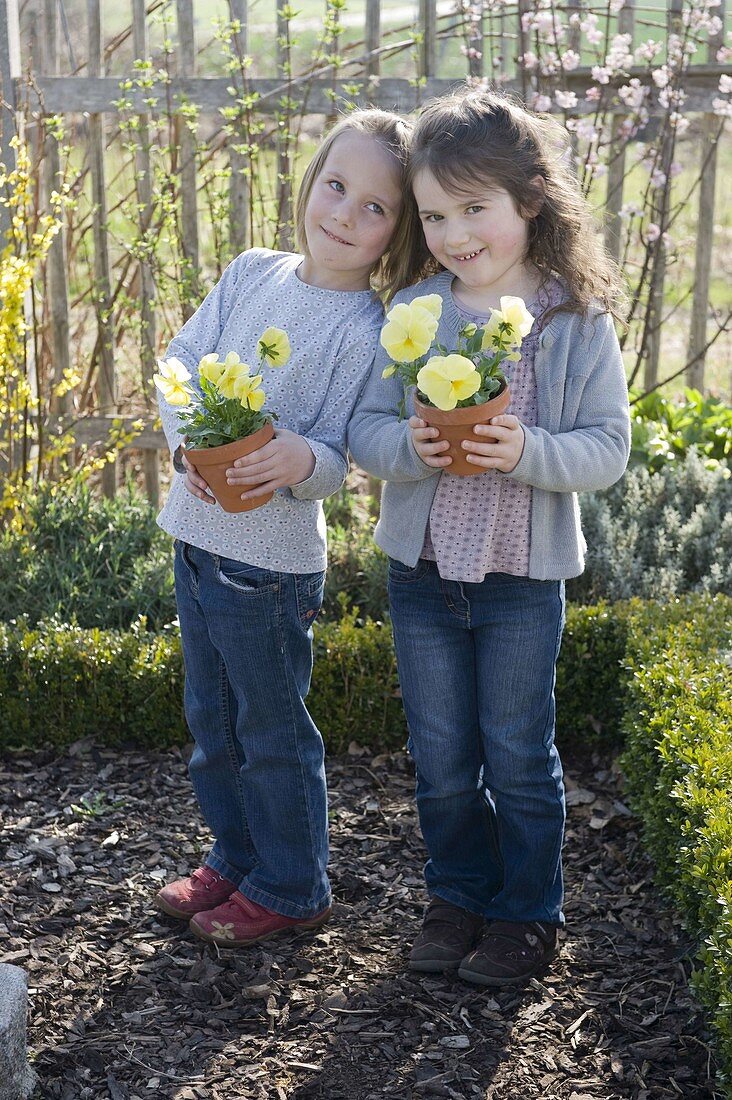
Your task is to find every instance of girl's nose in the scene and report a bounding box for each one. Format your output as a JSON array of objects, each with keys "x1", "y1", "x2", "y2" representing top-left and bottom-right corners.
[
  {"x1": 333, "y1": 200, "x2": 354, "y2": 227},
  {"x1": 445, "y1": 223, "x2": 470, "y2": 248}
]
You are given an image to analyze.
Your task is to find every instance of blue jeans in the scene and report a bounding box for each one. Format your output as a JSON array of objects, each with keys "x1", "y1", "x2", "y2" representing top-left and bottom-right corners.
[
  {"x1": 388, "y1": 559, "x2": 566, "y2": 925},
  {"x1": 174, "y1": 541, "x2": 330, "y2": 918}
]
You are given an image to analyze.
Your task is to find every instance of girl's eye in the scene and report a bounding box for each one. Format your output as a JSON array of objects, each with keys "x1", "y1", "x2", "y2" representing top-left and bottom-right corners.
[
  {"x1": 467, "y1": 205, "x2": 484, "y2": 214},
  {"x1": 328, "y1": 180, "x2": 345, "y2": 194},
  {"x1": 423, "y1": 214, "x2": 443, "y2": 223},
  {"x1": 366, "y1": 201, "x2": 384, "y2": 215}
]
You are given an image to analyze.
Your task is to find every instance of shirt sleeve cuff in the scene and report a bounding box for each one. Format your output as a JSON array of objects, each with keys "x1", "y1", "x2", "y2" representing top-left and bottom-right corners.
[{"x1": 290, "y1": 440, "x2": 347, "y2": 500}]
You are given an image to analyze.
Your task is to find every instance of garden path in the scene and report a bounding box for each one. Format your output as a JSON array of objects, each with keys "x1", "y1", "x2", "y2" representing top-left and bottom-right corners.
[{"x1": 1, "y1": 741, "x2": 722, "y2": 1100}]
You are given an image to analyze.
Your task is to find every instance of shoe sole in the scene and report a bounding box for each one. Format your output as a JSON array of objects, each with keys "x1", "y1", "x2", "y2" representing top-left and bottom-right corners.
[
  {"x1": 408, "y1": 959, "x2": 461, "y2": 973},
  {"x1": 457, "y1": 947, "x2": 557, "y2": 988},
  {"x1": 189, "y1": 909, "x2": 331, "y2": 947}
]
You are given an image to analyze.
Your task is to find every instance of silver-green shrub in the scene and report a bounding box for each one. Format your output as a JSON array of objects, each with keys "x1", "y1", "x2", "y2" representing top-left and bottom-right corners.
[{"x1": 569, "y1": 450, "x2": 732, "y2": 604}]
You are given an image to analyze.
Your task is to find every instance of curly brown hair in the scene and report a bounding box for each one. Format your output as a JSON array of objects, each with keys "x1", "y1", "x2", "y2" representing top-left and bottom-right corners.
[{"x1": 406, "y1": 85, "x2": 626, "y2": 320}]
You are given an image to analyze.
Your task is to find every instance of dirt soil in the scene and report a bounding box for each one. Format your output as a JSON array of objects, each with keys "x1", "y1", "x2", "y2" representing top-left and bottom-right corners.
[{"x1": 1, "y1": 739, "x2": 723, "y2": 1100}]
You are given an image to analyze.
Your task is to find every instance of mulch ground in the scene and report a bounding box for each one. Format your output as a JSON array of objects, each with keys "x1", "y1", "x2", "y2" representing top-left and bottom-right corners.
[{"x1": 1, "y1": 738, "x2": 723, "y2": 1100}]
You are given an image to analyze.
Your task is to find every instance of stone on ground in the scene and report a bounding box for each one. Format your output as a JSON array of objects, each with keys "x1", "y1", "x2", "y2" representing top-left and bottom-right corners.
[{"x1": 0, "y1": 965, "x2": 37, "y2": 1100}]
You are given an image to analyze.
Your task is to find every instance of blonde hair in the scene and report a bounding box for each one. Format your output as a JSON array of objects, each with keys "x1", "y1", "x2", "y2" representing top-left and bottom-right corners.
[
  {"x1": 294, "y1": 109, "x2": 429, "y2": 300},
  {"x1": 408, "y1": 86, "x2": 626, "y2": 321}
]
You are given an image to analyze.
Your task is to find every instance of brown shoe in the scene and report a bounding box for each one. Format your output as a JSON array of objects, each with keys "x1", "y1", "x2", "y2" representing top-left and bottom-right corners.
[
  {"x1": 458, "y1": 920, "x2": 558, "y2": 987},
  {"x1": 409, "y1": 899, "x2": 484, "y2": 972}
]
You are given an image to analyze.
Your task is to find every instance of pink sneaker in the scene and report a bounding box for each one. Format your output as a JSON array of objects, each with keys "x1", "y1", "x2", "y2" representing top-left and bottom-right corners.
[
  {"x1": 189, "y1": 890, "x2": 331, "y2": 947},
  {"x1": 154, "y1": 866, "x2": 237, "y2": 919}
]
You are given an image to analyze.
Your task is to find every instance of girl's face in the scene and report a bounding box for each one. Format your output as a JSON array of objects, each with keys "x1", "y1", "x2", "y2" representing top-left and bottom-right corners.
[
  {"x1": 301, "y1": 131, "x2": 403, "y2": 291},
  {"x1": 413, "y1": 168, "x2": 535, "y2": 306}
]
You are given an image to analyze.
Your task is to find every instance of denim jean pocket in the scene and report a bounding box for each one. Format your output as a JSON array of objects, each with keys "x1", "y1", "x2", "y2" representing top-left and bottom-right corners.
[
  {"x1": 295, "y1": 570, "x2": 325, "y2": 630},
  {"x1": 388, "y1": 557, "x2": 431, "y2": 583},
  {"x1": 175, "y1": 541, "x2": 199, "y2": 587},
  {"x1": 215, "y1": 557, "x2": 280, "y2": 595}
]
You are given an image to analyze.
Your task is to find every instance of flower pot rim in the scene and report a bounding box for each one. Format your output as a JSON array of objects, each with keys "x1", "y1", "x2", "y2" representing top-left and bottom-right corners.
[
  {"x1": 183, "y1": 422, "x2": 274, "y2": 465},
  {"x1": 413, "y1": 381, "x2": 510, "y2": 425}
]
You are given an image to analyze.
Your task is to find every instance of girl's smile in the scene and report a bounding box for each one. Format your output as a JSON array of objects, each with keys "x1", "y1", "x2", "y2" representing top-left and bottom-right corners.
[
  {"x1": 300, "y1": 131, "x2": 403, "y2": 292},
  {"x1": 413, "y1": 168, "x2": 541, "y2": 310}
]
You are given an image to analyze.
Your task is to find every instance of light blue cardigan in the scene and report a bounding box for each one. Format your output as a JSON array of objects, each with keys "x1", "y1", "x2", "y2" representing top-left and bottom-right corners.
[{"x1": 347, "y1": 271, "x2": 631, "y2": 580}]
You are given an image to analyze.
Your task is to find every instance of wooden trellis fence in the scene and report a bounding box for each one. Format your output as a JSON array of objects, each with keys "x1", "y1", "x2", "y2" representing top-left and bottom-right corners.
[{"x1": 0, "y1": 0, "x2": 728, "y2": 501}]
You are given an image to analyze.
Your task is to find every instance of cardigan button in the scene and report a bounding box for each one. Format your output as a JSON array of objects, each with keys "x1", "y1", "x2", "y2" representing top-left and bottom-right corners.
[{"x1": 541, "y1": 333, "x2": 555, "y2": 349}]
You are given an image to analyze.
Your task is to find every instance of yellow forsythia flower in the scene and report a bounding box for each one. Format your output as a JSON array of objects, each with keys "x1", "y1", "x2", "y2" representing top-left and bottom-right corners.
[
  {"x1": 153, "y1": 357, "x2": 192, "y2": 407},
  {"x1": 258, "y1": 327, "x2": 291, "y2": 367},
  {"x1": 417, "y1": 354, "x2": 481, "y2": 411},
  {"x1": 381, "y1": 301, "x2": 438, "y2": 362}
]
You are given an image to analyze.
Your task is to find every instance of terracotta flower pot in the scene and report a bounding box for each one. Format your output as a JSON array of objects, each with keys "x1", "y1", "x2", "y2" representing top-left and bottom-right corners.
[
  {"x1": 183, "y1": 422, "x2": 275, "y2": 512},
  {"x1": 414, "y1": 383, "x2": 511, "y2": 476}
]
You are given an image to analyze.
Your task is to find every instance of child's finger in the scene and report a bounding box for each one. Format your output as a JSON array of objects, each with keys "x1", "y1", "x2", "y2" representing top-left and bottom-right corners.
[
  {"x1": 226, "y1": 458, "x2": 278, "y2": 481},
  {"x1": 231, "y1": 441, "x2": 277, "y2": 468},
  {"x1": 488, "y1": 414, "x2": 520, "y2": 429},
  {"x1": 239, "y1": 478, "x2": 283, "y2": 500},
  {"x1": 185, "y1": 473, "x2": 216, "y2": 502}
]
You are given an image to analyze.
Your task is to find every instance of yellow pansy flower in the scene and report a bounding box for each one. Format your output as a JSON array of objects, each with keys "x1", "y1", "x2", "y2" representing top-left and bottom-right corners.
[
  {"x1": 417, "y1": 354, "x2": 481, "y2": 411},
  {"x1": 381, "y1": 301, "x2": 439, "y2": 362},
  {"x1": 153, "y1": 357, "x2": 192, "y2": 407},
  {"x1": 499, "y1": 296, "x2": 534, "y2": 341},
  {"x1": 411, "y1": 293, "x2": 443, "y2": 322},
  {"x1": 480, "y1": 313, "x2": 506, "y2": 352},
  {"x1": 258, "y1": 327, "x2": 291, "y2": 367},
  {"x1": 382, "y1": 365, "x2": 396, "y2": 379},
  {"x1": 218, "y1": 360, "x2": 251, "y2": 399},
  {"x1": 199, "y1": 354, "x2": 227, "y2": 386}
]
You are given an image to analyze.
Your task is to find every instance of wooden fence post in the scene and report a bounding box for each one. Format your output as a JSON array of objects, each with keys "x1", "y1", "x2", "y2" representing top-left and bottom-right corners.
[
  {"x1": 687, "y1": 0, "x2": 725, "y2": 391},
  {"x1": 604, "y1": 0, "x2": 636, "y2": 265},
  {"x1": 228, "y1": 0, "x2": 248, "y2": 258},
  {"x1": 88, "y1": 0, "x2": 117, "y2": 498},
  {"x1": 419, "y1": 0, "x2": 436, "y2": 79},
  {"x1": 275, "y1": 0, "x2": 293, "y2": 250},
  {"x1": 0, "y1": 0, "x2": 19, "y2": 241},
  {"x1": 42, "y1": 0, "x2": 71, "y2": 424},
  {"x1": 176, "y1": 0, "x2": 199, "y2": 318},
  {"x1": 365, "y1": 0, "x2": 380, "y2": 78},
  {"x1": 645, "y1": 0, "x2": 684, "y2": 391},
  {"x1": 132, "y1": 0, "x2": 159, "y2": 504}
]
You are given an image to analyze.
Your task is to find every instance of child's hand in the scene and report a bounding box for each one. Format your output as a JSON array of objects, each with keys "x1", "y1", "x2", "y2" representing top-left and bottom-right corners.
[
  {"x1": 409, "y1": 416, "x2": 452, "y2": 468},
  {"x1": 462, "y1": 414, "x2": 525, "y2": 473},
  {"x1": 225, "y1": 428, "x2": 316, "y2": 500},
  {"x1": 181, "y1": 451, "x2": 216, "y2": 503}
]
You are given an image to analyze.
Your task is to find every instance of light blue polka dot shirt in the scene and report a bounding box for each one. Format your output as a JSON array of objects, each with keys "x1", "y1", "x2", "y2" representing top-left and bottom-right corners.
[{"x1": 157, "y1": 248, "x2": 383, "y2": 573}]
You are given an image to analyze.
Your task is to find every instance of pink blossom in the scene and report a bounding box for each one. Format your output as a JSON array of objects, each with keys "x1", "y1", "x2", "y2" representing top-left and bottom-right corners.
[
  {"x1": 561, "y1": 50, "x2": 580, "y2": 71},
  {"x1": 635, "y1": 39, "x2": 662, "y2": 62},
  {"x1": 713, "y1": 96, "x2": 732, "y2": 118},
  {"x1": 650, "y1": 168, "x2": 667, "y2": 188},
  {"x1": 521, "y1": 50, "x2": 539, "y2": 70},
  {"x1": 652, "y1": 66, "x2": 670, "y2": 89},
  {"x1": 592, "y1": 65, "x2": 611, "y2": 84},
  {"x1": 719, "y1": 74, "x2": 732, "y2": 94},
  {"x1": 645, "y1": 223, "x2": 661, "y2": 242},
  {"x1": 531, "y1": 93, "x2": 552, "y2": 112},
  {"x1": 555, "y1": 89, "x2": 578, "y2": 109},
  {"x1": 669, "y1": 113, "x2": 690, "y2": 135},
  {"x1": 585, "y1": 87, "x2": 602, "y2": 101}
]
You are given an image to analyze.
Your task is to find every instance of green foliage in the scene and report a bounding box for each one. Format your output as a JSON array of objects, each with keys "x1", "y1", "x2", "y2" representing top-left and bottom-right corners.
[
  {"x1": 0, "y1": 618, "x2": 185, "y2": 750},
  {"x1": 0, "y1": 479, "x2": 176, "y2": 630},
  {"x1": 310, "y1": 605, "x2": 405, "y2": 755},
  {"x1": 619, "y1": 595, "x2": 732, "y2": 1090},
  {"x1": 630, "y1": 388, "x2": 732, "y2": 474},
  {"x1": 175, "y1": 379, "x2": 272, "y2": 449},
  {"x1": 569, "y1": 450, "x2": 732, "y2": 604},
  {"x1": 323, "y1": 491, "x2": 389, "y2": 621}
]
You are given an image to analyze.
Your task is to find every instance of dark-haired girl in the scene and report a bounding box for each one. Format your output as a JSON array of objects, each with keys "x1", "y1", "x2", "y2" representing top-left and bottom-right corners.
[{"x1": 349, "y1": 88, "x2": 630, "y2": 986}]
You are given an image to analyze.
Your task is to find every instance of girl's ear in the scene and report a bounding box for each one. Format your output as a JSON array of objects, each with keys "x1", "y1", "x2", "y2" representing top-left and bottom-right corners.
[{"x1": 523, "y1": 175, "x2": 546, "y2": 219}]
